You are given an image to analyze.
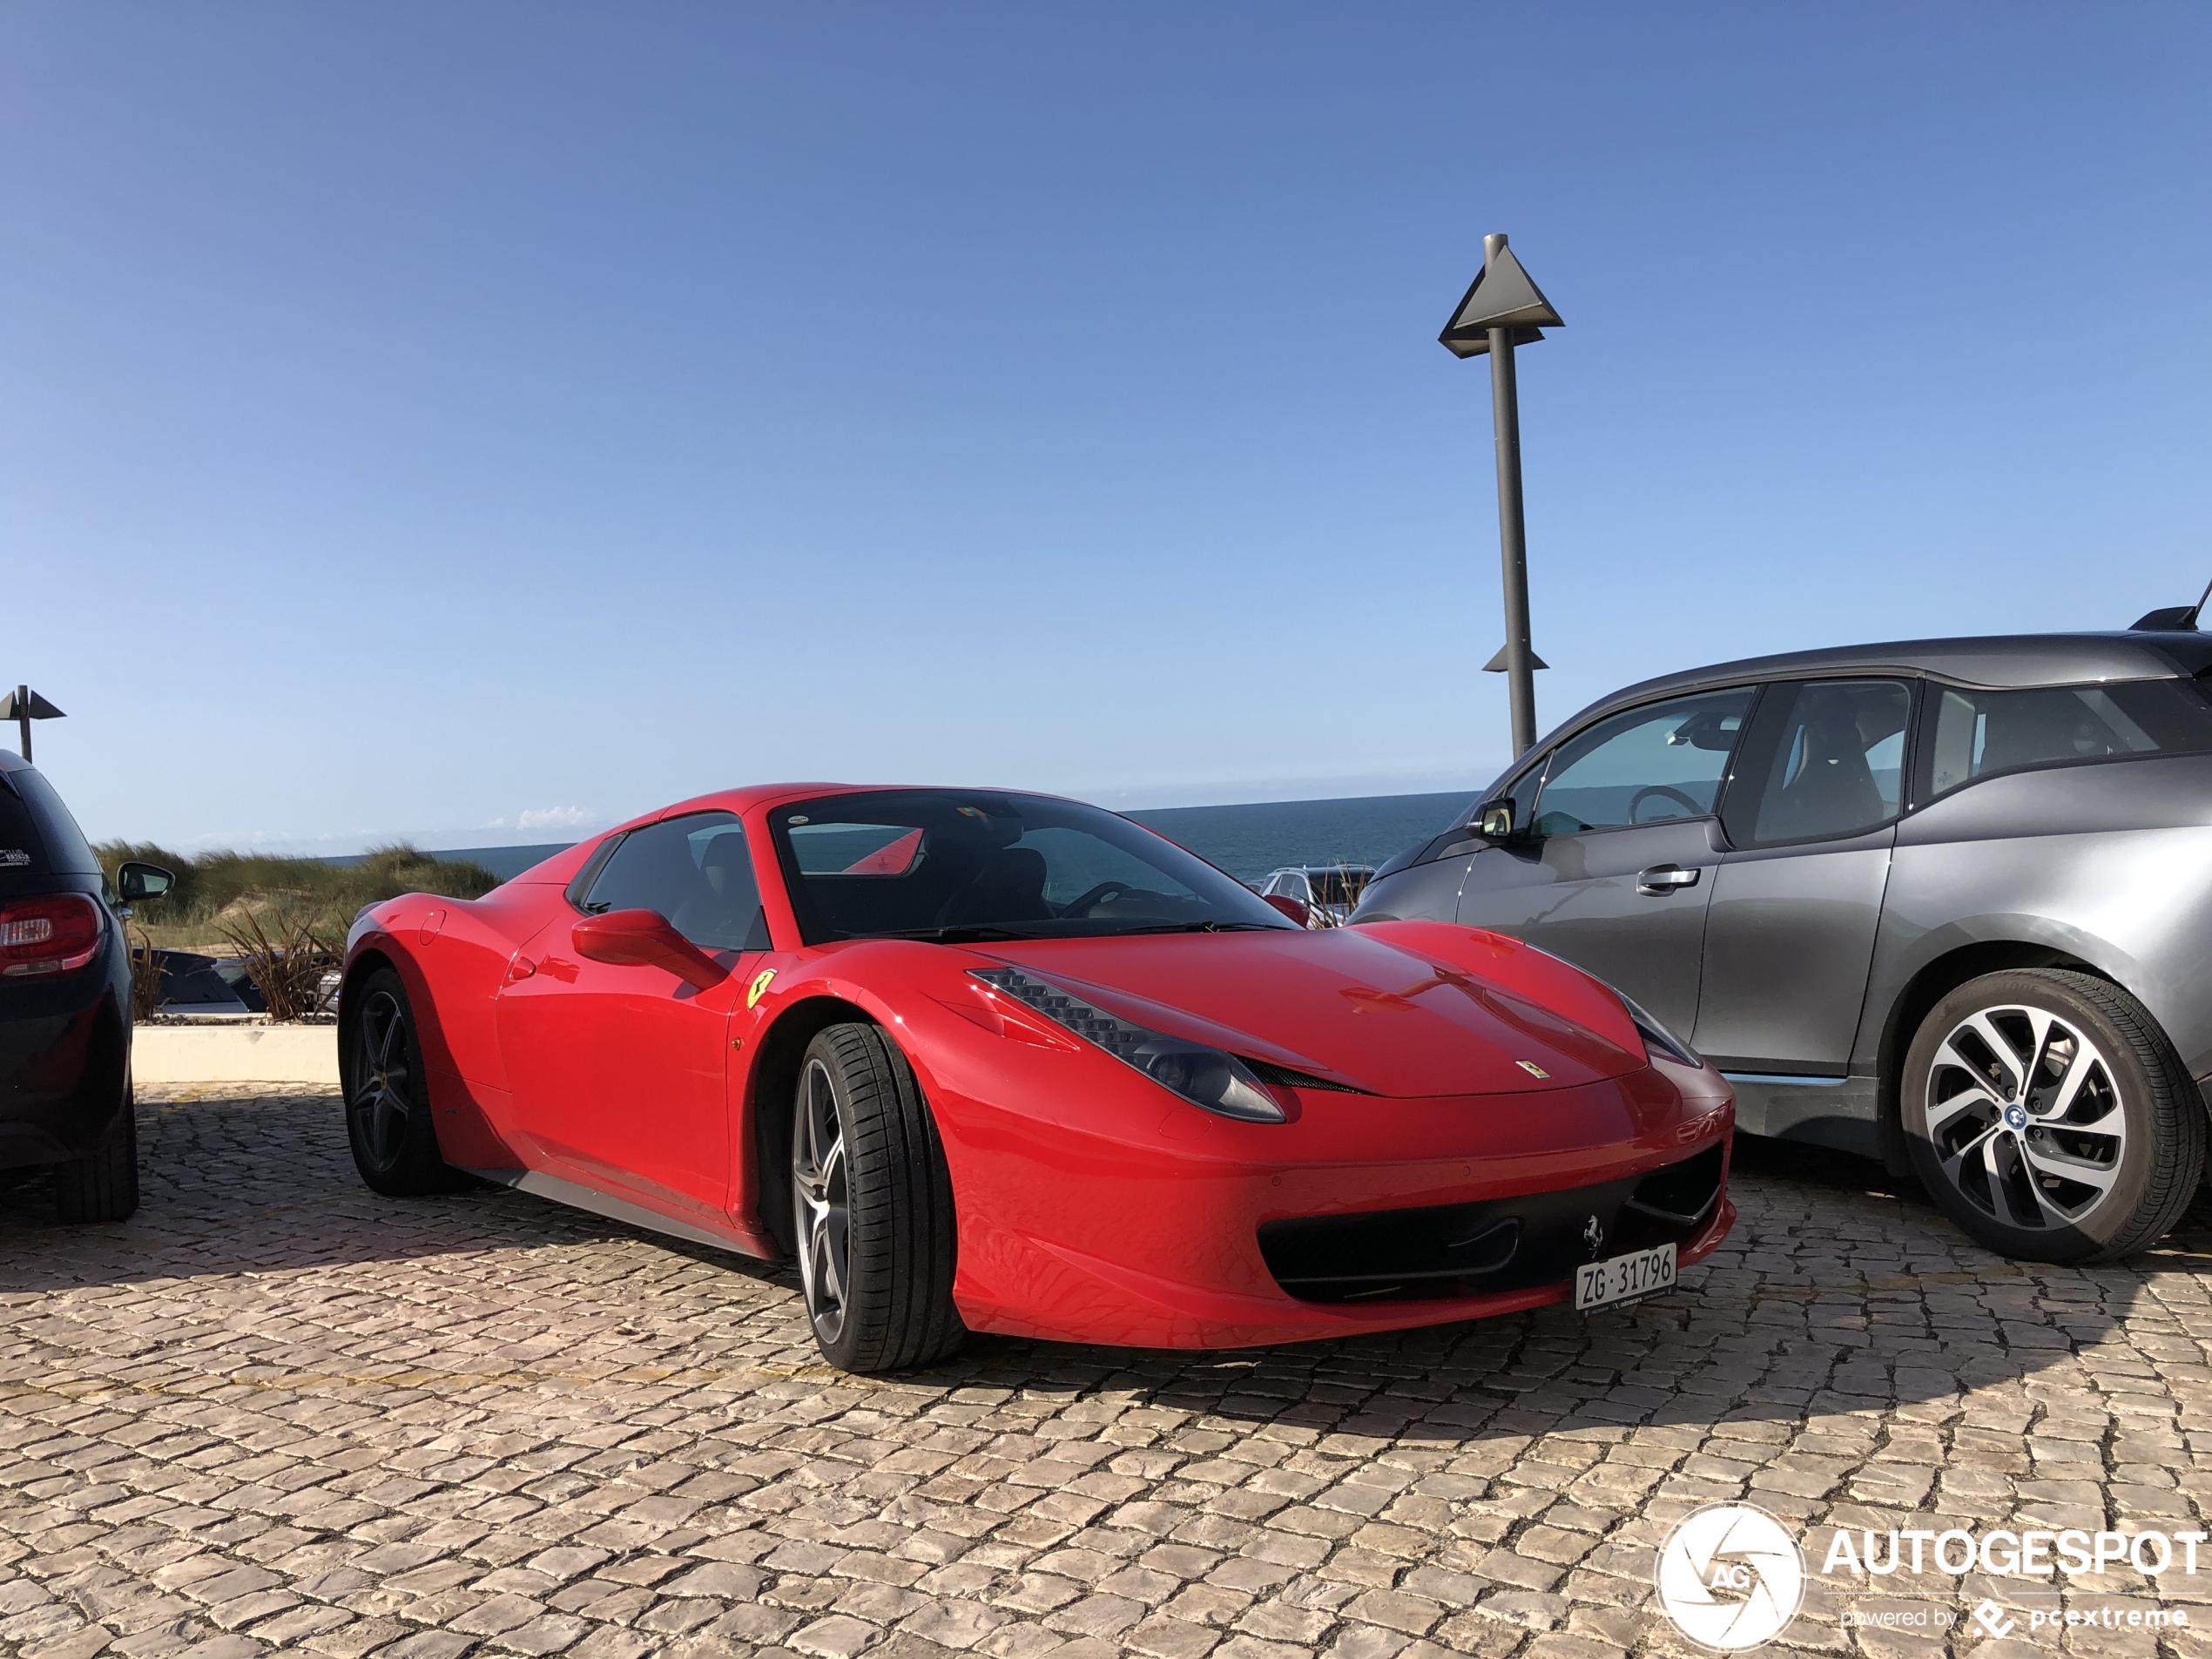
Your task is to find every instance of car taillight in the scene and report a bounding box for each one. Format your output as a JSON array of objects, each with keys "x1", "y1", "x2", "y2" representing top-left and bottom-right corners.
[{"x1": 0, "y1": 894, "x2": 105, "y2": 978}]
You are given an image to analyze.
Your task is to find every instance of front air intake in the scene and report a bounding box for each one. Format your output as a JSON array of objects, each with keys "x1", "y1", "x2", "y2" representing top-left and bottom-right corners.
[{"x1": 1258, "y1": 1143, "x2": 1723, "y2": 1304}]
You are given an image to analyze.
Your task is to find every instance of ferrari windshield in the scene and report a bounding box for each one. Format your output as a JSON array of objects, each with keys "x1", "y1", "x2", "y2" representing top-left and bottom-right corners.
[{"x1": 769, "y1": 789, "x2": 1297, "y2": 944}]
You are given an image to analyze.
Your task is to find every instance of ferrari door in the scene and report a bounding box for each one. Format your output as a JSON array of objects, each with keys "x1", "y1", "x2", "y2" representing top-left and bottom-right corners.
[{"x1": 496, "y1": 810, "x2": 771, "y2": 1218}]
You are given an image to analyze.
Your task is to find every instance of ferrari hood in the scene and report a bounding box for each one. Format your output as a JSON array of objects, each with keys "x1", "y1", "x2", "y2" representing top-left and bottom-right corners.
[{"x1": 971, "y1": 925, "x2": 1647, "y2": 1099}]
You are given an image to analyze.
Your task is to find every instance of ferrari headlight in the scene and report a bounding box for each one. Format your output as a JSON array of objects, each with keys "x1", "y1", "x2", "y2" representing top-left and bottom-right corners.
[
  {"x1": 970, "y1": 967, "x2": 1287, "y2": 1123},
  {"x1": 1616, "y1": 990, "x2": 1703, "y2": 1069}
]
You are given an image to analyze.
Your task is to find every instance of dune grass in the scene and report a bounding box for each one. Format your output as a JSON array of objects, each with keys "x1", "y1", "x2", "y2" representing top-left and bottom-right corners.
[{"x1": 95, "y1": 840, "x2": 502, "y2": 952}]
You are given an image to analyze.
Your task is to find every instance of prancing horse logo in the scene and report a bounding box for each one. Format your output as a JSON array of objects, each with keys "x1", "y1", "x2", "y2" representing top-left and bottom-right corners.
[{"x1": 1582, "y1": 1215, "x2": 1605, "y2": 1258}]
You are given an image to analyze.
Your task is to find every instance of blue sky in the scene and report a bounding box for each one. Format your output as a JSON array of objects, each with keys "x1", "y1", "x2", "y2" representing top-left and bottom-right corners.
[{"x1": 4, "y1": 3, "x2": 2209, "y2": 853}]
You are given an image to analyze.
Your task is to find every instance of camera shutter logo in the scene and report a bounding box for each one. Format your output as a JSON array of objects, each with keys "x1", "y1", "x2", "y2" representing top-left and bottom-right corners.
[{"x1": 1655, "y1": 1503, "x2": 1805, "y2": 1650}]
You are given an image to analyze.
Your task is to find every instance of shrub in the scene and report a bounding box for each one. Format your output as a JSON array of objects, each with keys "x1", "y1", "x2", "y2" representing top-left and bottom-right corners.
[
  {"x1": 219, "y1": 907, "x2": 342, "y2": 1022},
  {"x1": 125, "y1": 926, "x2": 165, "y2": 1022},
  {"x1": 92, "y1": 840, "x2": 502, "y2": 951}
]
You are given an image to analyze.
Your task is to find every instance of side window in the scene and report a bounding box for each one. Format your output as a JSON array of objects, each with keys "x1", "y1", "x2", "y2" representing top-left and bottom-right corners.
[
  {"x1": 582, "y1": 811, "x2": 767, "y2": 952},
  {"x1": 1726, "y1": 678, "x2": 1913, "y2": 847},
  {"x1": 1924, "y1": 678, "x2": 2212, "y2": 798},
  {"x1": 564, "y1": 836, "x2": 623, "y2": 910},
  {"x1": 1532, "y1": 689, "x2": 1753, "y2": 835}
]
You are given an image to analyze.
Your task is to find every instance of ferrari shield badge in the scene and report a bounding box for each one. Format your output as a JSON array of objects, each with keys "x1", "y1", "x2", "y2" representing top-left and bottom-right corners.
[{"x1": 746, "y1": 968, "x2": 777, "y2": 1009}]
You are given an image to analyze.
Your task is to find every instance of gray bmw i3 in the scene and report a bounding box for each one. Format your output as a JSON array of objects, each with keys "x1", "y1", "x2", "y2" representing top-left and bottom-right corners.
[{"x1": 1354, "y1": 617, "x2": 2212, "y2": 1263}]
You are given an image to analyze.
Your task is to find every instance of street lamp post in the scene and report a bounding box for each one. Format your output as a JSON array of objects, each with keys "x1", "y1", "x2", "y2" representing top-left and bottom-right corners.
[
  {"x1": 1440, "y1": 233, "x2": 1562, "y2": 759},
  {"x1": 0, "y1": 686, "x2": 64, "y2": 762}
]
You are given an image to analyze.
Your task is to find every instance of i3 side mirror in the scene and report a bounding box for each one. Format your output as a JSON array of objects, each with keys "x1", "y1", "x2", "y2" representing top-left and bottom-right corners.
[
  {"x1": 116, "y1": 861, "x2": 174, "y2": 904},
  {"x1": 572, "y1": 909, "x2": 727, "y2": 991},
  {"x1": 1474, "y1": 799, "x2": 1517, "y2": 840},
  {"x1": 1262, "y1": 894, "x2": 1312, "y2": 927}
]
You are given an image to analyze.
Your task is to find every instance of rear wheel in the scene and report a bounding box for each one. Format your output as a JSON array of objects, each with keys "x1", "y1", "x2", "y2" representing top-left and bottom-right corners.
[
  {"x1": 792, "y1": 1022, "x2": 961, "y2": 1372},
  {"x1": 344, "y1": 968, "x2": 462, "y2": 1196},
  {"x1": 1902, "y1": 969, "x2": 2203, "y2": 1262},
  {"x1": 53, "y1": 1090, "x2": 138, "y2": 1224}
]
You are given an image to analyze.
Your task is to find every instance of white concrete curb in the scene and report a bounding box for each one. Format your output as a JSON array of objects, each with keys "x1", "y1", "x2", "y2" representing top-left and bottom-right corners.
[{"x1": 132, "y1": 1023, "x2": 340, "y2": 1086}]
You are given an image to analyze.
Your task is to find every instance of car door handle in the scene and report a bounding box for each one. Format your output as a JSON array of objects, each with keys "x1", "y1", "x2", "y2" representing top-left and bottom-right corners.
[{"x1": 1636, "y1": 865, "x2": 1701, "y2": 895}]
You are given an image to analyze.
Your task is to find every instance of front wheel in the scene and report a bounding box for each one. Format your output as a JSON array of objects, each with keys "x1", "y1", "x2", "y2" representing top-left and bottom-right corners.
[
  {"x1": 1902, "y1": 969, "x2": 2204, "y2": 1262},
  {"x1": 792, "y1": 1022, "x2": 962, "y2": 1373},
  {"x1": 344, "y1": 968, "x2": 462, "y2": 1196}
]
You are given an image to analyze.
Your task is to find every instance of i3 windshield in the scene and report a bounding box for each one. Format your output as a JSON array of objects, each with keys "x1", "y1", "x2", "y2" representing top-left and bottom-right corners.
[{"x1": 768, "y1": 789, "x2": 1298, "y2": 945}]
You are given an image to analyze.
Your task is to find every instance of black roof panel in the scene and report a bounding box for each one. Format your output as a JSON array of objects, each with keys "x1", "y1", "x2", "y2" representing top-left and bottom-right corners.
[{"x1": 1554, "y1": 631, "x2": 2212, "y2": 741}]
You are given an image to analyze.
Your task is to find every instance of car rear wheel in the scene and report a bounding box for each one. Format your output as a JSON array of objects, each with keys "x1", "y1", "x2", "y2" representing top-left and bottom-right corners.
[
  {"x1": 792, "y1": 1022, "x2": 961, "y2": 1372},
  {"x1": 52, "y1": 1089, "x2": 139, "y2": 1224},
  {"x1": 1903, "y1": 969, "x2": 2203, "y2": 1262},
  {"x1": 344, "y1": 968, "x2": 462, "y2": 1196}
]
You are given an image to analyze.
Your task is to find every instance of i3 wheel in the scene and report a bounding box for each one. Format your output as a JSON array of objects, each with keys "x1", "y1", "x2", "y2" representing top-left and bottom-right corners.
[
  {"x1": 1903, "y1": 969, "x2": 2204, "y2": 1262},
  {"x1": 792, "y1": 1022, "x2": 961, "y2": 1373},
  {"x1": 344, "y1": 967, "x2": 462, "y2": 1197}
]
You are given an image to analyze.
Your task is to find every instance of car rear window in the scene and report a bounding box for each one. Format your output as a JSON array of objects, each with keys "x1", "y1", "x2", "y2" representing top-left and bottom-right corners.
[
  {"x1": 0, "y1": 768, "x2": 100, "y2": 879},
  {"x1": 1926, "y1": 678, "x2": 2212, "y2": 795}
]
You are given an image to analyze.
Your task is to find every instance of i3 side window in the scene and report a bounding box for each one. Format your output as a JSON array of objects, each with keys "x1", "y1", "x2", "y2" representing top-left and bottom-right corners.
[
  {"x1": 1453, "y1": 688, "x2": 1752, "y2": 1035},
  {"x1": 1692, "y1": 678, "x2": 1916, "y2": 1078}
]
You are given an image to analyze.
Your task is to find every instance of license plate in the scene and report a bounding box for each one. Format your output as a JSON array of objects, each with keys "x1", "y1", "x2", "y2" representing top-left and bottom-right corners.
[{"x1": 1573, "y1": 1243, "x2": 1677, "y2": 1313}]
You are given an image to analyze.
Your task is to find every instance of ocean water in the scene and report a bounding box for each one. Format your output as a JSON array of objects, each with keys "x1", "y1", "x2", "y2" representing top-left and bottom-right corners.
[
  {"x1": 1127, "y1": 792, "x2": 1472, "y2": 883},
  {"x1": 393, "y1": 790, "x2": 1479, "y2": 887}
]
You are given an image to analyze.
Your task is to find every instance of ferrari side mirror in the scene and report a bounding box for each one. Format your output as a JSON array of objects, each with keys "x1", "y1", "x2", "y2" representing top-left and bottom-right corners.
[
  {"x1": 1262, "y1": 894, "x2": 1312, "y2": 927},
  {"x1": 572, "y1": 909, "x2": 728, "y2": 991}
]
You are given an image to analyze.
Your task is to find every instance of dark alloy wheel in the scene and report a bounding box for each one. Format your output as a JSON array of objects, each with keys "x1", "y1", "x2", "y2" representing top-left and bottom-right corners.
[
  {"x1": 344, "y1": 967, "x2": 462, "y2": 1196},
  {"x1": 791, "y1": 1022, "x2": 962, "y2": 1372},
  {"x1": 1903, "y1": 968, "x2": 2204, "y2": 1263}
]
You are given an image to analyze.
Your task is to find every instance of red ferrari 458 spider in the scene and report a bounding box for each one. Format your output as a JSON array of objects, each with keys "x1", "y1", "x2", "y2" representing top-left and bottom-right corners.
[{"x1": 340, "y1": 785, "x2": 1735, "y2": 1372}]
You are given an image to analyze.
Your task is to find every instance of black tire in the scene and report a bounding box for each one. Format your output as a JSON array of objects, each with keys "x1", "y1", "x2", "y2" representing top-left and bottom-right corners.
[
  {"x1": 344, "y1": 967, "x2": 462, "y2": 1197},
  {"x1": 790, "y1": 1022, "x2": 962, "y2": 1372},
  {"x1": 1902, "y1": 968, "x2": 2204, "y2": 1262},
  {"x1": 53, "y1": 1089, "x2": 139, "y2": 1224}
]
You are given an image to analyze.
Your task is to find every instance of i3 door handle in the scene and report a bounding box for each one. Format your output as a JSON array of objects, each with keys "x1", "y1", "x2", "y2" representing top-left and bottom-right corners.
[{"x1": 1637, "y1": 865, "x2": 1701, "y2": 895}]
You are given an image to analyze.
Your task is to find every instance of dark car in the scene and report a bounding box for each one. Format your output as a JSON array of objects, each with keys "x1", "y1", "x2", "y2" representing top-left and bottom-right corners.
[
  {"x1": 1354, "y1": 622, "x2": 2212, "y2": 1264},
  {"x1": 0, "y1": 751, "x2": 169, "y2": 1219},
  {"x1": 149, "y1": 951, "x2": 256, "y2": 1016}
]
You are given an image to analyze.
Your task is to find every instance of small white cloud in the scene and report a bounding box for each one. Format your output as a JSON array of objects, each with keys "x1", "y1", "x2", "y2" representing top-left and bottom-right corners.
[{"x1": 517, "y1": 806, "x2": 592, "y2": 832}]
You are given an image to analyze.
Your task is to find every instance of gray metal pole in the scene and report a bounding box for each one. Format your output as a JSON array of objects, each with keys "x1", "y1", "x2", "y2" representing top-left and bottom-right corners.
[{"x1": 1484, "y1": 234, "x2": 1537, "y2": 758}]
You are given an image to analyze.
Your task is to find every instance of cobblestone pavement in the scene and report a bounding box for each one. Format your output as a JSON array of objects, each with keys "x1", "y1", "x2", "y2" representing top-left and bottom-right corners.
[{"x1": 5, "y1": 1087, "x2": 2212, "y2": 1659}]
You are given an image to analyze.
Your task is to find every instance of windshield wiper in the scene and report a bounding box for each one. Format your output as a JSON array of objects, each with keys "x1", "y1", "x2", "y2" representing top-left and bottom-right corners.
[
  {"x1": 864, "y1": 925, "x2": 1056, "y2": 943},
  {"x1": 1113, "y1": 921, "x2": 1286, "y2": 935}
]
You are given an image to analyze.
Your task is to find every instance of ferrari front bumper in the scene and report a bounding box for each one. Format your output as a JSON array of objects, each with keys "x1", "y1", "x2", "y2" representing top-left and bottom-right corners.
[{"x1": 937, "y1": 1052, "x2": 1737, "y2": 1350}]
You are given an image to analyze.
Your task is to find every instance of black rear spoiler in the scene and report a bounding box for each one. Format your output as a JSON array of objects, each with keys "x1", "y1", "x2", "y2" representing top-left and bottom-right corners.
[{"x1": 2132, "y1": 576, "x2": 2212, "y2": 632}]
